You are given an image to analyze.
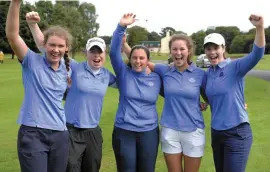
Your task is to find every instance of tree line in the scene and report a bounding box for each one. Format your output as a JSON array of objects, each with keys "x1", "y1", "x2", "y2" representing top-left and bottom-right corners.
[
  {"x1": 0, "y1": 1, "x2": 99, "y2": 58},
  {"x1": 0, "y1": 1, "x2": 269, "y2": 58}
]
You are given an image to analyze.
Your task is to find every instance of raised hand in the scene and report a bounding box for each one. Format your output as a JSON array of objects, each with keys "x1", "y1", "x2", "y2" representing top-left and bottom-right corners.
[
  {"x1": 26, "y1": 11, "x2": 40, "y2": 25},
  {"x1": 119, "y1": 13, "x2": 136, "y2": 27},
  {"x1": 249, "y1": 14, "x2": 264, "y2": 28}
]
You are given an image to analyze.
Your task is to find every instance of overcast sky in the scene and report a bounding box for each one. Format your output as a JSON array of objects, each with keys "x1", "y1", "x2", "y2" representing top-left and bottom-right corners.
[{"x1": 25, "y1": 0, "x2": 269, "y2": 36}]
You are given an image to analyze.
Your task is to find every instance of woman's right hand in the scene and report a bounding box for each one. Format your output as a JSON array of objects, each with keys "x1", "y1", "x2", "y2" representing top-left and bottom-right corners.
[
  {"x1": 26, "y1": 11, "x2": 40, "y2": 25},
  {"x1": 119, "y1": 13, "x2": 136, "y2": 27}
]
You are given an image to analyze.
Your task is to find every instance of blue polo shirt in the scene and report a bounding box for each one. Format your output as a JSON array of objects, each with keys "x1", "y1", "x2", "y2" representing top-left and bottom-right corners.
[
  {"x1": 155, "y1": 63, "x2": 206, "y2": 132},
  {"x1": 205, "y1": 44, "x2": 265, "y2": 130},
  {"x1": 64, "y1": 59, "x2": 116, "y2": 128},
  {"x1": 110, "y1": 24, "x2": 161, "y2": 132},
  {"x1": 18, "y1": 49, "x2": 68, "y2": 131}
]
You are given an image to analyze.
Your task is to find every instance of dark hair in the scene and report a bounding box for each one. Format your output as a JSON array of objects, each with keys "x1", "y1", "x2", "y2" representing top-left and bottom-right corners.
[
  {"x1": 127, "y1": 45, "x2": 150, "y2": 67},
  {"x1": 63, "y1": 51, "x2": 70, "y2": 72},
  {"x1": 169, "y1": 34, "x2": 195, "y2": 64},
  {"x1": 63, "y1": 51, "x2": 72, "y2": 90}
]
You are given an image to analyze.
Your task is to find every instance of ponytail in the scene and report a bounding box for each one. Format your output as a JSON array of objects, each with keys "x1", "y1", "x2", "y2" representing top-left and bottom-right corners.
[
  {"x1": 63, "y1": 51, "x2": 72, "y2": 88},
  {"x1": 63, "y1": 51, "x2": 70, "y2": 72}
]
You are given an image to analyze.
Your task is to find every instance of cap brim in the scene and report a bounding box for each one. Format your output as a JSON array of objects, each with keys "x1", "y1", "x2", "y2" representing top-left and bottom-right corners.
[
  {"x1": 87, "y1": 42, "x2": 105, "y2": 52},
  {"x1": 204, "y1": 41, "x2": 223, "y2": 46}
]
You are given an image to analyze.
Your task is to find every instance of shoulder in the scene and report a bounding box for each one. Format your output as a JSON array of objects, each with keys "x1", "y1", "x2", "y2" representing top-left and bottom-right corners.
[
  {"x1": 193, "y1": 67, "x2": 206, "y2": 75},
  {"x1": 102, "y1": 67, "x2": 114, "y2": 75},
  {"x1": 149, "y1": 72, "x2": 162, "y2": 80}
]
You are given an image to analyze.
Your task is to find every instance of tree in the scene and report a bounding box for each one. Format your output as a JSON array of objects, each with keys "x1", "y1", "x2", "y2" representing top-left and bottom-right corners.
[
  {"x1": 160, "y1": 27, "x2": 176, "y2": 37},
  {"x1": 175, "y1": 30, "x2": 187, "y2": 35},
  {"x1": 230, "y1": 35, "x2": 246, "y2": 53},
  {"x1": 0, "y1": 2, "x2": 11, "y2": 53},
  {"x1": 78, "y1": 2, "x2": 99, "y2": 49},
  {"x1": 191, "y1": 30, "x2": 206, "y2": 55},
  {"x1": 100, "y1": 36, "x2": 112, "y2": 45},
  {"x1": 50, "y1": 3, "x2": 86, "y2": 57},
  {"x1": 205, "y1": 28, "x2": 216, "y2": 35},
  {"x1": 127, "y1": 26, "x2": 148, "y2": 47},
  {"x1": 215, "y1": 26, "x2": 241, "y2": 53},
  {"x1": 55, "y1": 0, "x2": 79, "y2": 8},
  {"x1": 35, "y1": 1, "x2": 54, "y2": 30},
  {"x1": 148, "y1": 31, "x2": 161, "y2": 41},
  {"x1": 230, "y1": 34, "x2": 254, "y2": 53},
  {"x1": 0, "y1": 1, "x2": 36, "y2": 58},
  {"x1": 265, "y1": 26, "x2": 270, "y2": 54}
]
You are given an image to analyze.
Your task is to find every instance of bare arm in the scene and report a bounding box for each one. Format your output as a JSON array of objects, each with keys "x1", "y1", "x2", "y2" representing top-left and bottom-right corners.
[
  {"x1": 6, "y1": 0, "x2": 28, "y2": 61},
  {"x1": 122, "y1": 42, "x2": 131, "y2": 57},
  {"x1": 251, "y1": 15, "x2": 265, "y2": 47},
  {"x1": 121, "y1": 33, "x2": 131, "y2": 57},
  {"x1": 236, "y1": 15, "x2": 265, "y2": 76},
  {"x1": 26, "y1": 11, "x2": 44, "y2": 51}
]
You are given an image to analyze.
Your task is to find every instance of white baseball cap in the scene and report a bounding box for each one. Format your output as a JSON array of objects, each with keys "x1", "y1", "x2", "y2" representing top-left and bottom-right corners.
[
  {"x1": 86, "y1": 37, "x2": 106, "y2": 52},
  {"x1": 204, "y1": 33, "x2": 225, "y2": 46}
]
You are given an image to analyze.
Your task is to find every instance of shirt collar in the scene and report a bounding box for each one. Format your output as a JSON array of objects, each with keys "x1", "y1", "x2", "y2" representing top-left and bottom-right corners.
[
  {"x1": 84, "y1": 61, "x2": 103, "y2": 75},
  {"x1": 131, "y1": 67, "x2": 148, "y2": 76},
  {"x1": 171, "y1": 62, "x2": 196, "y2": 72},
  {"x1": 217, "y1": 58, "x2": 231, "y2": 68},
  {"x1": 43, "y1": 55, "x2": 65, "y2": 71}
]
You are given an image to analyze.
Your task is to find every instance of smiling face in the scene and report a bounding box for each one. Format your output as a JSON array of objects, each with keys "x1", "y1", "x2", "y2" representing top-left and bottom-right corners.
[
  {"x1": 204, "y1": 43, "x2": 226, "y2": 65},
  {"x1": 87, "y1": 46, "x2": 105, "y2": 70},
  {"x1": 130, "y1": 48, "x2": 149, "y2": 72},
  {"x1": 170, "y1": 39, "x2": 190, "y2": 68},
  {"x1": 169, "y1": 34, "x2": 194, "y2": 70},
  {"x1": 43, "y1": 26, "x2": 72, "y2": 66},
  {"x1": 44, "y1": 35, "x2": 68, "y2": 65}
]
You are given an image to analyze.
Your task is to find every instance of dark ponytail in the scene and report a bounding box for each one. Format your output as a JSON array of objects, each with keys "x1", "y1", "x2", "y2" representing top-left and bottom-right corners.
[
  {"x1": 63, "y1": 51, "x2": 72, "y2": 101},
  {"x1": 64, "y1": 51, "x2": 70, "y2": 72}
]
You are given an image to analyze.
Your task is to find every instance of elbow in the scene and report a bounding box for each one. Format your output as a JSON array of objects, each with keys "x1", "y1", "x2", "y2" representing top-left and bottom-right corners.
[{"x1": 6, "y1": 31, "x2": 18, "y2": 43}]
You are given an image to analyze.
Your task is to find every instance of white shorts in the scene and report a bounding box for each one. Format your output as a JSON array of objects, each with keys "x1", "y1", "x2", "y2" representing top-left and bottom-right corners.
[{"x1": 160, "y1": 126, "x2": 205, "y2": 157}]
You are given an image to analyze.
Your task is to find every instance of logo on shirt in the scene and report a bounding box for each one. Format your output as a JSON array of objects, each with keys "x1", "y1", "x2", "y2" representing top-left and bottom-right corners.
[
  {"x1": 219, "y1": 72, "x2": 224, "y2": 77},
  {"x1": 148, "y1": 81, "x2": 154, "y2": 87},
  {"x1": 189, "y1": 78, "x2": 196, "y2": 83},
  {"x1": 101, "y1": 78, "x2": 105, "y2": 83}
]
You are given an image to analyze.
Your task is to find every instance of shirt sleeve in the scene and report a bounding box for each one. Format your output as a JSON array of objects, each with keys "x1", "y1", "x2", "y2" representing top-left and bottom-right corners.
[
  {"x1": 108, "y1": 71, "x2": 117, "y2": 88},
  {"x1": 21, "y1": 49, "x2": 43, "y2": 69},
  {"x1": 154, "y1": 64, "x2": 169, "y2": 77},
  {"x1": 69, "y1": 58, "x2": 79, "y2": 71},
  {"x1": 39, "y1": 47, "x2": 46, "y2": 55},
  {"x1": 234, "y1": 43, "x2": 265, "y2": 76},
  {"x1": 109, "y1": 24, "x2": 127, "y2": 76}
]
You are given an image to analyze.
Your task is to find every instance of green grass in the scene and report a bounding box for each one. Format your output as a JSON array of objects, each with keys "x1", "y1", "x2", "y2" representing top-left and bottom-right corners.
[
  {"x1": 253, "y1": 55, "x2": 270, "y2": 70},
  {"x1": 0, "y1": 55, "x2": 270, "y2": 171}
]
